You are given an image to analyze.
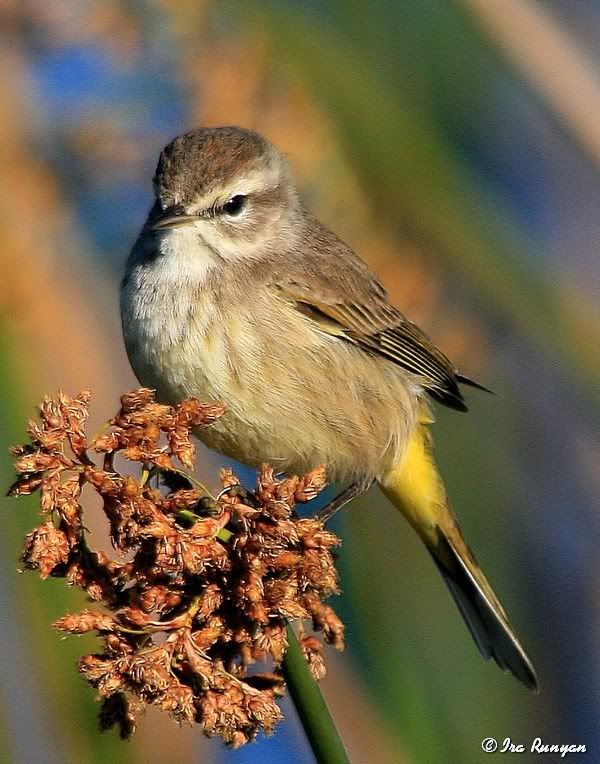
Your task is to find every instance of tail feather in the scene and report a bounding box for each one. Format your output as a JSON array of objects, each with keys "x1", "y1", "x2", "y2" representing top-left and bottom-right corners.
[
  {"x1": 429, "y1": 529, "x2": 538, "y2": 690},
  {"x1": 380, "y1": 421, "x2": 538, "y2": 691}
]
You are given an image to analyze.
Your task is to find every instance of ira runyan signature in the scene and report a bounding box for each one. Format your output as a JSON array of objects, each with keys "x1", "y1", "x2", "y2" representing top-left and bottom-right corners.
[{"x1": 498, "y1": 737, "x2": 586, "y2": 756}]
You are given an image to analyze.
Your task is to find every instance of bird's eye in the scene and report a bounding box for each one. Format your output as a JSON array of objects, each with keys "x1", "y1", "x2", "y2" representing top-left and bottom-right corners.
[{"x1": 222, "y1": 195, "x2": 247, "y2": 216}]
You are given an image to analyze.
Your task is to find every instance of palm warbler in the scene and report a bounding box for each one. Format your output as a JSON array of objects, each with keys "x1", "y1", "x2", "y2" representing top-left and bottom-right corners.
[{"x1": 121, "y1": 126, "x2": 537, "y2": 690}]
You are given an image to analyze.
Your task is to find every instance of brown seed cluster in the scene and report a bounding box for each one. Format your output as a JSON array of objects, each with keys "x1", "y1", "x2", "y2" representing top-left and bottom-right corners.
[{"x1": 8, "y1": 389, "x2": 344, "y2": 746}]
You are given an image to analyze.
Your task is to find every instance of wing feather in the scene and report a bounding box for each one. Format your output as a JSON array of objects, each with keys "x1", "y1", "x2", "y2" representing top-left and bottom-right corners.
[
  {"x1": 269, "y1": 216, "x2": 489, "y2": 411},
  {"x1": 279, "y1": 287, "x2": 469, "y2": 411}
]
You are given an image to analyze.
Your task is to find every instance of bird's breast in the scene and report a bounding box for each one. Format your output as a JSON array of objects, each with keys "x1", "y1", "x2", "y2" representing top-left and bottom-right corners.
[
  {"x1": 121, "y1": 242, "x2": 419, "y2": 481},
  {"x1": 121, "y1": 230, "x2": 224, "y2": 401}
]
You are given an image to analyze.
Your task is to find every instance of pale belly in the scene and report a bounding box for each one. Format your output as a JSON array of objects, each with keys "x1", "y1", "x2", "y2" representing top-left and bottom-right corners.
[{"x1": 121, "y1": 264, "x2": 419, "y2": 482}]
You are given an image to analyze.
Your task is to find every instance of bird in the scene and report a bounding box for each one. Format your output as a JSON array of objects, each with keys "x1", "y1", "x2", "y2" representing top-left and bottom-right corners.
[{"x1": 120, "y1": 125, "x2": 538, "y2": 691}]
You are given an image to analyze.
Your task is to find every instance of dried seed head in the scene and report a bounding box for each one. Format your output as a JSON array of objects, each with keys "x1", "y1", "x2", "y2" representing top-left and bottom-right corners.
[
  {"x1": 10, "y1": 389, "x2": 343, "y2": 747},
  {"x1": 301, "y1": 635, "x2": 328, "y2": 681},
  {"x1": 54, "y1": 610, "x2": 117, "y2": 634},
  {"x1": 21, "y1": 522, "x2": 70, "y2": 579}
]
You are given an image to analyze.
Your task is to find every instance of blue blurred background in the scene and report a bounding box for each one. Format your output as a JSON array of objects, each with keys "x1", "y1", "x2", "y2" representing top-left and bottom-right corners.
[{"x1": 1, "y1": 1, "x2": 599, "y2": 762}]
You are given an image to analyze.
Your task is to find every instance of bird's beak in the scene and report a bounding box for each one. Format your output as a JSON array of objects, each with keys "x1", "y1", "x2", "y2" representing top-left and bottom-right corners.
[{"x1": 151, "y1": 206, "x2": 198, "y2": 230}]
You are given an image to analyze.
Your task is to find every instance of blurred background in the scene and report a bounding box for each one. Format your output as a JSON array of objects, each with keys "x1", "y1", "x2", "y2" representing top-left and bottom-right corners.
[{"x1": 1, "y1": 1, "x2": 599, "y2": 762}]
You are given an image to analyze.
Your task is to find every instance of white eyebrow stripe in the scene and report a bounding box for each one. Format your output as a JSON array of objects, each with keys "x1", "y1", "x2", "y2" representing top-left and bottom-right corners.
[{"x1": 190, "y1": 165, "x2": 279, "y2": 212}]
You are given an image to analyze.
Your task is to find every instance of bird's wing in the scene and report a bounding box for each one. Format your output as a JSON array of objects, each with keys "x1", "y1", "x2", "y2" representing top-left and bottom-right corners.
[{"x1": 274, "y1": 276, "x2": 473, "y2": 411}]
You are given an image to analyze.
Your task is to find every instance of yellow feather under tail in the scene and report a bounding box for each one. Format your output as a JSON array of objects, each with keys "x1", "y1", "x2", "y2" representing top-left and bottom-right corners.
[{"x1": 379, "y1": 423, "x2": 538, "y2": 691}]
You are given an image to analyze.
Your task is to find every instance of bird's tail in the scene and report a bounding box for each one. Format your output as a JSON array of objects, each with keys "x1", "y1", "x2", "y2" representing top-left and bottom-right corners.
[{"x1": 379, "y1": 423, "x2": 538, "y2": 691}]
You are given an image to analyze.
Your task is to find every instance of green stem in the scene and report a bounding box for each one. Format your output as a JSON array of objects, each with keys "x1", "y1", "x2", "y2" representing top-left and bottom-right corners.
[{"x1": 282, "y1": 624, "x2": 349, "y2": 764}]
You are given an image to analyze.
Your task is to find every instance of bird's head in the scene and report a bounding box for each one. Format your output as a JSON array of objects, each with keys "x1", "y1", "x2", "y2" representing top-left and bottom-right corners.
[{"x1": 150, "y1": 126, "x2": 301, "y2": 261}]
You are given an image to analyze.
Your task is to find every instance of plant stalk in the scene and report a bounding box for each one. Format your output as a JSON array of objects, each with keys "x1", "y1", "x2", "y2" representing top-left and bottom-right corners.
[{"x1": 282, "y1": 624, "x2": 350, "y2": 764}]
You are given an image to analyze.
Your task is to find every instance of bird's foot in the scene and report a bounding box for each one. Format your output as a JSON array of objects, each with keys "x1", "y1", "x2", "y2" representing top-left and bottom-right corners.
[{"x1": 315, "y1": 478, "x2": 373, "y2": 523}]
